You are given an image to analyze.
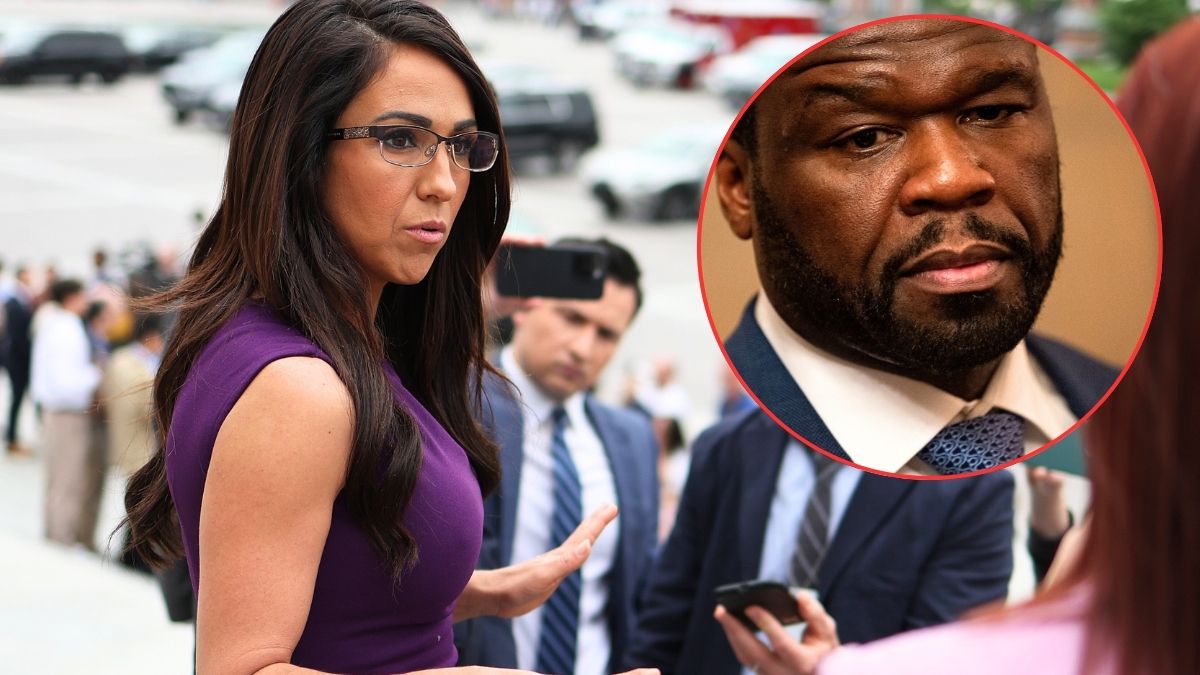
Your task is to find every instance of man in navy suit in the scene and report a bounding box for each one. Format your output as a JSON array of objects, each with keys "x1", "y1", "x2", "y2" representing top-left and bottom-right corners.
[
  {"x1": 456, "y1": 238, "x2": 659, "y2": 675},
  {"x1": 627, "y1": 408, "x2": 1015, "y2": 674},
  {"x1": 711, "y1": 21, "x2": 1118, "y2": 475}
]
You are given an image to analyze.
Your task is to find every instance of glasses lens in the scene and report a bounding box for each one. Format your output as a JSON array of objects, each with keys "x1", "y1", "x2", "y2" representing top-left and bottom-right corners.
[
  {"x1": 378, "y1": 126, "x2": 438, "y2": 167},
  {"x1": 451, "y1": 132, "x2": 499, "y2": 172}
]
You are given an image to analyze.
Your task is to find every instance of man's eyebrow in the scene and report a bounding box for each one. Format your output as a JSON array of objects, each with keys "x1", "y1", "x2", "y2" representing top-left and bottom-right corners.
[
  {"x1": 798, "y1": 80, "x2": 885, "y2": 108},
  {"x1": 960, "y1": 67, "x2": 1039, "y2": 96},
  {"x1": 372, "y1": 110, "x2": 479, "y2": 133}
]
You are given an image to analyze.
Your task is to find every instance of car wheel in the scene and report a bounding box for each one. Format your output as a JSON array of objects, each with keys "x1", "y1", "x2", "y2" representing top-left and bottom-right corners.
[
  {"x1": 69, "y1": 73, "x2": 84, "y2": 86},
  {"x1": 676, "y1": 65, "x2": 695, "y2": 89},
  {"x1": 173, "y1": 108, "x2": 189, "y2": 125},
  {"x1": 592, "y1": 184, "x2": 622, "y2": 220},
  {"x1": 551, "y1": 140, "x2": 584, "y2": 173},
  {"x1": 654, "y1": 185, "x2": 697, "y2": 222},
  {"x1": 99, "y1": 71, "x2": 121, "y2": 84}
]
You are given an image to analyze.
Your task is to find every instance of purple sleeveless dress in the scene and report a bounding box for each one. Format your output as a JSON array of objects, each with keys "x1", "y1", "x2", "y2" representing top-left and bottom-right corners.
[{"x1": 165, "y1": 302, "x2": 483, "y2": 673}]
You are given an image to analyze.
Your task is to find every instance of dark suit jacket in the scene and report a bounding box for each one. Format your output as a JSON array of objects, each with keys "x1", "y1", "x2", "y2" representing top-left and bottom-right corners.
[
  {"x1": 627, "y1": 410, "x2": 1015, "y2": 674},
  {"x1": 456, "y1": 372, "x2": 660, "y2": 673},
  {"x1": 724, "y1": 298, "x2": 1120, "y2": 461}
]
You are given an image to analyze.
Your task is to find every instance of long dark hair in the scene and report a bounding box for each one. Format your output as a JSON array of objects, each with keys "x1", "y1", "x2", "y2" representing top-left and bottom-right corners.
[
  {"x1": 1072, "y1": 17, "x2": 1200, "y2": 675},
  {"x1": 123, "y1": 0, "x2": 510, "y2": 580}
]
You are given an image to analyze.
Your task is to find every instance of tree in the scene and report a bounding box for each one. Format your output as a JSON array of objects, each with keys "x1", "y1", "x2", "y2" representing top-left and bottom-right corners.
[{"x1": 1100, "y1": 0, "x2": 1189, "y2": 65}]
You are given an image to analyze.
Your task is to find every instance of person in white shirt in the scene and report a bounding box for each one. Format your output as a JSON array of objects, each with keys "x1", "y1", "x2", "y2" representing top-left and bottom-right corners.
[
  {"x1": 31, "y1": 279, "x2": 104, "y2": 550},
  {"x1": 456, "y1": 238, "x2": 660, "y2": 675}
]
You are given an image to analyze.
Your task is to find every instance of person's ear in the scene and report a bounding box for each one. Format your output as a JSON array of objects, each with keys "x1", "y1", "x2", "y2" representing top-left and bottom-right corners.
[{"x1": 716, "y1": 139, "x2": 755, "y2": 241}]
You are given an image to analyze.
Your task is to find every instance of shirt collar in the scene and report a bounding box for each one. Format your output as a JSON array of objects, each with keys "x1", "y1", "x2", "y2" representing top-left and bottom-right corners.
[
  {"x1": 499, "y1": 346, "x2": 587, "y2": 430},
  {"x1": 755, "y1": 293, "x2": 1075, "y2": 473}
]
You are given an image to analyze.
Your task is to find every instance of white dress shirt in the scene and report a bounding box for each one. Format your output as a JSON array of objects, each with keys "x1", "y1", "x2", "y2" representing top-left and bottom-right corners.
[
  {"x1": 738, "y1": 439, "x2": 862, "y2": 675},
  {"x1": 502, "y1": 347, "x2": 619, "y2": 675},
  {"x1": 31, "y1": 305, "x2": 101, "y2": 412},
  {"x1": 755, "y1": 293, "x2": 1078, "y2": 474}
]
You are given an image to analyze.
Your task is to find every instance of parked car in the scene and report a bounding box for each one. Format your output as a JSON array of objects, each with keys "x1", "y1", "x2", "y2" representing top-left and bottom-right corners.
[
  {"x1": 611, "y1": 20, "x2": 732, "y2": 89},
  {"x1": 574, "y1": 0, "x2": 669, "y2": 40},
  {"x1": 701, "y1": 33, "x2": 826, "y2": 108},
  {"x1": 486, "y1": 62, "x2": 599, "y2": 172},
  {"x1": 0, "y1": 25, "x2": 130, "y2": 85},
  {"x1": 581, "y1": 123, "x2": 728, "y2": 222},
  {"x1": 122, "y1": 24, "x2": 223, "y2": 71},
  {"x1": 160, "y1": 29, "x2": 263, "y2": 125}
]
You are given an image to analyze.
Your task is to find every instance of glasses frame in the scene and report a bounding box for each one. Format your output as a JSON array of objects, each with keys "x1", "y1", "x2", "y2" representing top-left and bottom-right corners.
[{"x1": 326, "y1": 124, "x2": 500, "y2": 172}]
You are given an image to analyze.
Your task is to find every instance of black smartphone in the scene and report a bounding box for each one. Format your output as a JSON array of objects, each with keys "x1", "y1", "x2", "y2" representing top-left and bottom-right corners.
[
  {"x1": 494, "y1": 243, "x2": 608, "y2": 300},
  {"x1": 714, "y1": 580, "x2": 803, "y2": 630}
]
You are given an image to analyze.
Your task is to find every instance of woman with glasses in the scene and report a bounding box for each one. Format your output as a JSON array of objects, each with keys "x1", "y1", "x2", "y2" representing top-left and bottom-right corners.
[{"x1": 121, "y1": 2, "x2": 654, "y2": 673}]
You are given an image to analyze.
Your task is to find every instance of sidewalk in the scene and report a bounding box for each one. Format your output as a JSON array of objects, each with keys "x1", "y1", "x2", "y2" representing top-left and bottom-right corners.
[{"x1": 0, "y1": 377, "x2": 193, "y2": 674}]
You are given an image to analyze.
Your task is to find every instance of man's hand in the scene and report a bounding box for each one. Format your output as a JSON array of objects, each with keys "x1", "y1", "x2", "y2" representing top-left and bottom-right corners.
[
  {"x1": 1027, "y1": 466, "x2": 1071, "y2": 539},
  {"x1": 455, "y1": 503, "x2": 618, "y2": 621},
  {"x1": 713, "y1": 592, "x2": 840, "y2": 675},
  {"x1": 483, "y1": 235, "x2": 546, "y2": 324}
]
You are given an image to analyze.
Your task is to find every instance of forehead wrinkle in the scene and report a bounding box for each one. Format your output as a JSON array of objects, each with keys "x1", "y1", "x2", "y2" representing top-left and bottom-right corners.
[{"x1": 783, "y1": 24, "x2": 1034, "y2": 80}]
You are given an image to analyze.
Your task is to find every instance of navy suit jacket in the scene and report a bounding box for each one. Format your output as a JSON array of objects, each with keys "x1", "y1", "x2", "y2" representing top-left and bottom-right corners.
[
  {"x1": 627, "y1": 410, "x2": 1016, "y2": 674},
  {"x1": 724, "y1": 298, "x2": 1120, "y2": 461},
  {"x1": 455, "y1": 372, "x2": 660, "y2": 673}
]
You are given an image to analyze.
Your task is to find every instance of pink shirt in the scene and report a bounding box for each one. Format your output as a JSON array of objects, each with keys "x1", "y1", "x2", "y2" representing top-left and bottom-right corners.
[{"x1": 819, "y1": 587, "x2": 1112, "y2": 675}]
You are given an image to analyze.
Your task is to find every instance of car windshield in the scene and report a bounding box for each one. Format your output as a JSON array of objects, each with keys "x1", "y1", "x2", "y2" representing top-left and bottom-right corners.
[{"x1": 0, "y1": 25, "x2": 50, "y2": 55}]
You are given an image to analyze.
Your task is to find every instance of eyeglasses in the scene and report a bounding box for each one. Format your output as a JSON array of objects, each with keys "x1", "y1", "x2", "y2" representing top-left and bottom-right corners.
[{"x1": 326, "y1": 124, "x2": 500, "y2": 172}]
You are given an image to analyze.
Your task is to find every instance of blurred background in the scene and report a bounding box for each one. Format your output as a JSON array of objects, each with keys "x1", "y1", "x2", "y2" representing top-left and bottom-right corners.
[{"x1": 0, "y1": 0, "x2": 1189, "y2": 672}]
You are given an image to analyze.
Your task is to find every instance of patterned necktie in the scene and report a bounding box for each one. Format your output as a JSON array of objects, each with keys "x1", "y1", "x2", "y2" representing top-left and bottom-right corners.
[
  {"x1": 788, "y1": 450, "x2": 841, "y2": 588},
  {"x1": 536, "y1": 407, "x2": 582, "y2": 675},
  {"x1": 916, "y1": 409, "x2": 1026, "y2": 475}
]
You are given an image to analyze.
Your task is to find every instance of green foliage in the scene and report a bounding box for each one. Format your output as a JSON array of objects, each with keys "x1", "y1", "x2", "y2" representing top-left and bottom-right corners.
[
  {"x1": 1099, "y1": 0, "x2": 1189, "y2": 65},
  {"x1": 1077, "y1": 59, "x2": 1128, "y2": 94}
]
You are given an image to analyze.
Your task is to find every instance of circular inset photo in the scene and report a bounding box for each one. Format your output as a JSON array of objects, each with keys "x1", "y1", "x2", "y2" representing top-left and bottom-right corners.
[{"x1": 699, "y1": 15, "x2": 1160, "y2": 478}]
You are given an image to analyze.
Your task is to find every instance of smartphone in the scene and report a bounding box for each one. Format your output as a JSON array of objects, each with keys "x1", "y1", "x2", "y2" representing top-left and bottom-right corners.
[
  {"x1": 494, "y1": 243, "x2": 608, "y2": 299},
  {"x1": 714, "y1": 580, "x2": 803, "y2": 631}
]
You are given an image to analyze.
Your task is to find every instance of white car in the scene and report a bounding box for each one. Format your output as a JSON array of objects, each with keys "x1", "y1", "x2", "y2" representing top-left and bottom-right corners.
[
  {"x1": 574, "y1": 0, "x2": 670, "y2": 40},
  {"x1": 701, "y1": 33, "x2": 826, "y2": 108},
  {"x1": 581, "y1": 123, "x2": 729, "y2": 222},
  {"x1": 611, "y1": 20, "x2": 732, "y2": 89}
]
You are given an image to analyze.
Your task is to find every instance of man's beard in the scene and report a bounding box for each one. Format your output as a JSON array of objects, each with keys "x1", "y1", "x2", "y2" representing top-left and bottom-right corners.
[{"x1": 752, "y1": 181, "x2": 1064, "y2": 376}]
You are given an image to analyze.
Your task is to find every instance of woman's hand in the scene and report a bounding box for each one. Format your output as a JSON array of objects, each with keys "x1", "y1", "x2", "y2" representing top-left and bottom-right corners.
[
  {"x1": 712, "y1": 592, "x2": 840, "y2": 675},
  {"x1": 455, "y1": 503, "x2": 618, "y2": 621}
]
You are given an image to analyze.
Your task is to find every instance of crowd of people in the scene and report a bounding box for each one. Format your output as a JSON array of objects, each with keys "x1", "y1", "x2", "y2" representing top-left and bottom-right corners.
[{"x1": 0, "y1": 245, "x2": 179, "y2": 553}]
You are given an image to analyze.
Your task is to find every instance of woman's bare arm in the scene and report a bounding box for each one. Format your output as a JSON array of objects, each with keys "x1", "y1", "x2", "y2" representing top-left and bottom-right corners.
[{"x1": 196, "y1": 356, "x2": 354, "y2": 675}]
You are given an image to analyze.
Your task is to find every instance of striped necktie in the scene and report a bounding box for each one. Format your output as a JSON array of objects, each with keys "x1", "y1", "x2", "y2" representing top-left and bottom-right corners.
[
  {"x1": 536, "y1": 407, "x2": 582, "y2": 675},
  {"x1": 789, "y1": 450, "x2": 841, "y2": 589},
  {"x1": 917, "y1": 408, "x2": 1026, "y2": 475}
]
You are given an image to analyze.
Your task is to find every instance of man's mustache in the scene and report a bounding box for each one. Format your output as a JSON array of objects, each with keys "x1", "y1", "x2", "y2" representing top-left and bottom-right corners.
[{"x1": 881, "y1": 213, "x2": 1034, "y2": 284}]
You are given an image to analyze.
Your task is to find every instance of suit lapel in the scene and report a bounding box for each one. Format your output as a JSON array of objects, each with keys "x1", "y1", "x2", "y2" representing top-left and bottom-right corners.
[
  {"x1": 737, "y1": 416, "x2": 790, "y2": 579},
  {"x1": 819, "y1": 474, "x2": 912, "y2": 593},
  {"x1": 488, "y1": 377, "x2": 526, "y2": 567},
  {"x1": 724, "y1": 299, "x2": 850, "y2": 460},
  {"x1": 1026, "y1": 333, "x2": 1119, "y2": 418},
  {"x1": 585, "y1": 397, "x2": 633, "y2": 531}
]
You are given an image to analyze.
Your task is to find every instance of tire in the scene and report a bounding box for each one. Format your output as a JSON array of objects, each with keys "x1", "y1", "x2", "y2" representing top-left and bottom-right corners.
[
  {"x1": 654, "y1": 185, "x2": 697, "y2": 221},
  {"x1": 592, "y1": 184, "x2": 621, "y2": 220},
  {"x1": 173, "y1": 108, "x2": 189, "y2": 125},
  {"x1": 551, "y1": 140, "x2": 583, "y2": 173},
  {"x1": 99, "y1": 71, "x2": 121, "y2": 84}
]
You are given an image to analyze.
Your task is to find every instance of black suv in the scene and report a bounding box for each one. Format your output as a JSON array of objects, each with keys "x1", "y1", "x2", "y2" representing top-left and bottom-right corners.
[
  {"x1": 0, "y1": 27, "x2": 130, "y2": 85},
  {"x1": 486, "y1": 64, "x2": 599, "y2": 173}
]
